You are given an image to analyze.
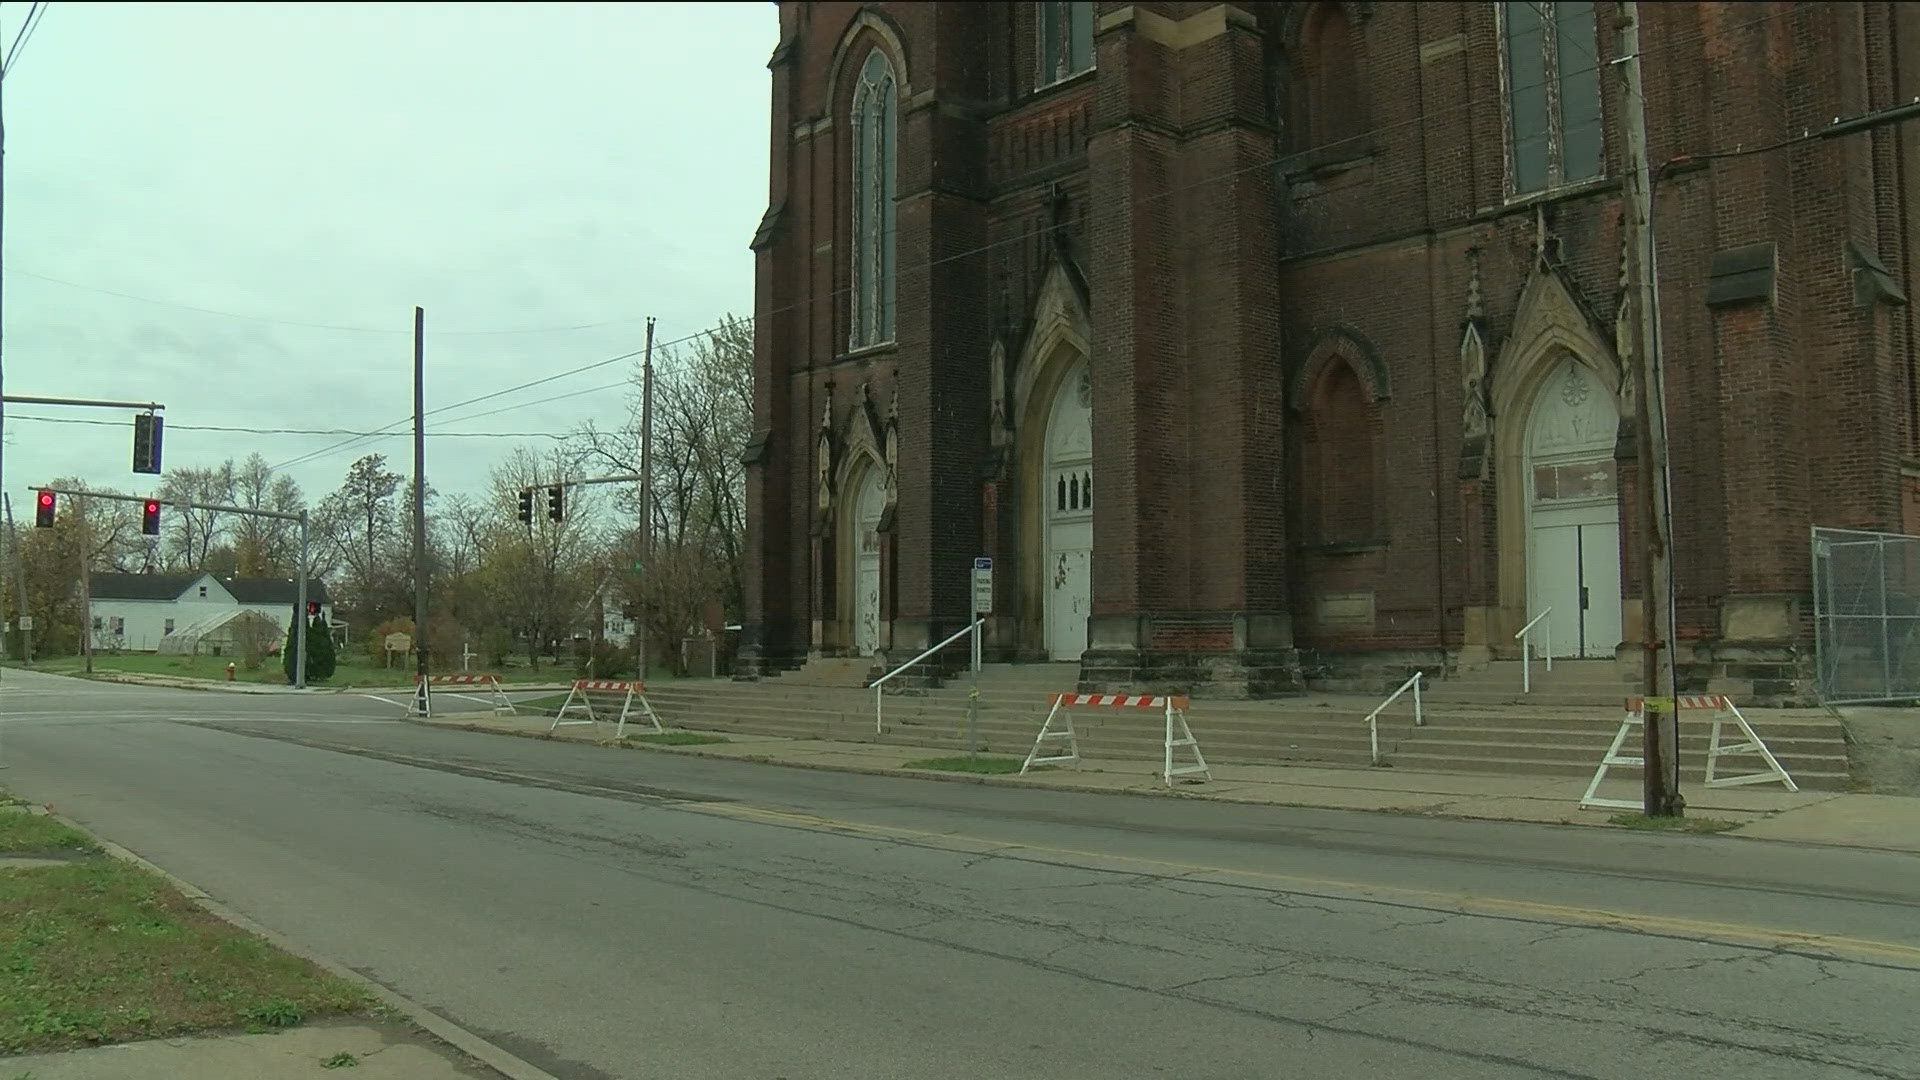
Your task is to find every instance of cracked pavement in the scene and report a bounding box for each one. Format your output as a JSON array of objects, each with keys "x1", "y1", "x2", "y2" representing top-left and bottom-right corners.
[{"x1": 3, "y1": 669, "x2": 1918, "y2": 1080}]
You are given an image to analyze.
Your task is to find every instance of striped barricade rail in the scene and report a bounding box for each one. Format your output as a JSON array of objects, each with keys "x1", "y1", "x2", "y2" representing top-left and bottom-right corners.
[
  {"x1": 412, "y1": 672, "x2": 517, "y2": 716},
  {"x1": 1580, "y1": 694, "x2": 1798, "y2": 811},
  {"x1": 549, "y1": 679, "x2": 663, "y2": 738},
  {"x1": 1023, "y1": 692, "x2": 1209, "y2": 785}
]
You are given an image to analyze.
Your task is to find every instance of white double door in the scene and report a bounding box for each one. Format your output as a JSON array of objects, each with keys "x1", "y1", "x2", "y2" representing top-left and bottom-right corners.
[{"x1": 1529, "y1": 500, "x2": 1622, "y2": 660}]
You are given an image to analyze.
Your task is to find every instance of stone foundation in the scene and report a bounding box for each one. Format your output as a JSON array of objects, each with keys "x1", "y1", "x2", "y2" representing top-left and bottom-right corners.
[
  {"x1": 1618, "y1": 639, "x2": 1818, "y2": 706},
  {"x1": 1295, "y1": 648, "x2": 1455, "y2": 694}
]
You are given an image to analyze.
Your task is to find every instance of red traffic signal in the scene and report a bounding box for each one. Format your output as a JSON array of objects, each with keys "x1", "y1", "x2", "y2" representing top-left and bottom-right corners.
[
  {"x1": 34, "y1": 490, "x2": 55, "y2": 528},
  {"x1": 306, "y1": 601, "x2": 321, "y2": 617},
  {"x1": 141, "y1": 500, "x2": 162, "y2": 536}
]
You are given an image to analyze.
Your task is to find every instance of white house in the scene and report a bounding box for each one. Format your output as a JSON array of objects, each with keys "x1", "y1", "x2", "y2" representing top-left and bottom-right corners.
[{"x1": 87, "y1": 572, "x2": 334, "y2": 654}]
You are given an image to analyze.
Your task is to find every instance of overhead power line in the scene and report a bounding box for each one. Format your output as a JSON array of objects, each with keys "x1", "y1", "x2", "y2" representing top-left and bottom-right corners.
[
  {"x1": 1, "y1": 266, "x2": 657, "y2": 336},
  {"x1": 46, "y1": 2, "x2": 1799, "y2": 480},
  {"x1": 8, "y1": 413, "x2": 570, "y2": 439}
]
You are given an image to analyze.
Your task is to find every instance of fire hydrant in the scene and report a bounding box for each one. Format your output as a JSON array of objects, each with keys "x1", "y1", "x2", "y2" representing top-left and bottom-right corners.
[{"x1": 226, "y1": 662, "x2": 236, "y2": 682}]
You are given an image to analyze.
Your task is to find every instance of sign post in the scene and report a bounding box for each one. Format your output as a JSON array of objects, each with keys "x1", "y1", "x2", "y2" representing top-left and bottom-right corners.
[{"x1": 970, "y1": 558, "x2": 992, "y2": 760}]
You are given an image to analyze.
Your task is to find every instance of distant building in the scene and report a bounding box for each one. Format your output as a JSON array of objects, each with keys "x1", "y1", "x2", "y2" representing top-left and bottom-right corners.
[{"x1": 87, "y1": 572, "x2": 333, "y2": 654}]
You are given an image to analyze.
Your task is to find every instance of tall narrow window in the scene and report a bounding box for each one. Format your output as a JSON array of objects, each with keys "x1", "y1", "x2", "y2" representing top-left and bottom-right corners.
[
  {"x1": 1294, "y1": 3, "x2": 1364, "y2": 151},
  {"x1": 1502, "y1": 1, "x2": 1602, "y2": 195},
  {"x1": 1037, "y1": 2, "x2": 1095, "y2": 86},
  {"x1": 1303, "y1": 360, "x2": 1382, "y2": 544},
  {"x1": 850, "y1": 49, "x2": 897, "y2": 349}
]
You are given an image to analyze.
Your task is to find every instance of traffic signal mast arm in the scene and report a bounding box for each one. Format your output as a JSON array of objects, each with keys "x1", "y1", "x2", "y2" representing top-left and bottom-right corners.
[
  {"x1": 524, "y1": 473, "x2": 644, "y2": 492},
  {"x1": 2, "y1": 396, "x2": 164, "y2": 411},
  {"x1": 27, "y1": 485, "x2": 302, "y2": 522}
]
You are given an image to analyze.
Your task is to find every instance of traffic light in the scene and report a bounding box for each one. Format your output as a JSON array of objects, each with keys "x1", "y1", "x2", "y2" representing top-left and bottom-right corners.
[
  {"x1": 306, "y1": 600, "x2": 321, "y2": 617},
  {"x1": 132, "y1": 413, "x2": 164, "y2": 474},
  {"x1": 516, "y1": 488, "x2": 533, "y2": 525},
  {"x1": 34, "y1": 490, "x2": 54, "y2": 528},
  {"x1": 141, "y1": 500, "x2": 161, "y2": 536},
  {"x1": 547, "y1": 485, "x2": 564, "y2": 522}
]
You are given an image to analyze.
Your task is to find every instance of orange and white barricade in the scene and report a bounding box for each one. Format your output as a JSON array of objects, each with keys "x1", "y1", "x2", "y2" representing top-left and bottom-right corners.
[
  {"x1": 416, "y1": 673, "x2": 516, "y2": 716},
  {"x1": 1021, "y1": 693, "x2": 1210, "y2": 786},
  {"x1": 1579, "y1": 694, "x2": 1798, "y2": 811},
  {"x1": 549, "y1": 679, "x2": 663, "y2": 738}
]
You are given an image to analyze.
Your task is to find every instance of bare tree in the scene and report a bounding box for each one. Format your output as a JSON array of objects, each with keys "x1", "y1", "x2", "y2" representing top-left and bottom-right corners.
[
  {"x1": 476, "y1": 446, "x2": 605, "y2": 669},
  {"x1": 159, "y1": 463, "x2": 237, "y2": 569},
  {"x1": 231, "y1": 453, "x2": 306, "y2": 575},
  {"x1": 316, "y1": 454, "x2": 404, "y2": 616},
  {"x1": 573, "y1": 314, "x2": 752, "y2": 664}
]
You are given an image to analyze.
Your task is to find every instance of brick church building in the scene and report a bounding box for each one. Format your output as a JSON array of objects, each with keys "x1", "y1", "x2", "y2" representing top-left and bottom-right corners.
[{"x1": 741, "y1": 1, "x2": 1920, "y2": 703}]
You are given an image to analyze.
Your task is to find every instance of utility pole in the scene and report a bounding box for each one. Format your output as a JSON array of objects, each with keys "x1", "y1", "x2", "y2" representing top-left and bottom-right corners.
[
  {"x1": 77, "y1": 494, "x2": 92, "y2": 674},
  {"x1": 1619, "y1": 2, "x2": 1683, "y2": 816},
  {"x1": 294, "y1": 509, "x2": 308, "y2": 691},
  {"x1": 1, "y1": 37, "x2": 11, "y2": 681},
  {"x1": 411, "y1": 306, "x2": 429, "y2": 714},
  {"x1": 638, "y1": 316, "x2": 655, "y2": 681},
  {"x1": 3, "y1": 493, "x2": 26, "y2": 662}
]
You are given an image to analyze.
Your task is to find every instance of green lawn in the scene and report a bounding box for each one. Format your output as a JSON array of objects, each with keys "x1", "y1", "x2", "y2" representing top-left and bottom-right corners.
[
  {"x1": 6, "y1": 652, "x2": 662, "y2": 688},
  {"x1": 0, "y1": 810, "x2": 98, "y2": 856},
  {"x1": 0, "y1": 796, "x2": 374, "y2": 1054}
]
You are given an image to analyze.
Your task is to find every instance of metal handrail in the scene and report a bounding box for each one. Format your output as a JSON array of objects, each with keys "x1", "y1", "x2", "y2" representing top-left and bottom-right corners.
[
  {"x1": 1365, "y1": 671, "x2": 1424, "y2": 766},
  {"x1": 1515, "y1": 606, "x2": 1553, "y2": 693},
  {"x1": 873, "y1": 618, "x2": 984, "y2": 734}
]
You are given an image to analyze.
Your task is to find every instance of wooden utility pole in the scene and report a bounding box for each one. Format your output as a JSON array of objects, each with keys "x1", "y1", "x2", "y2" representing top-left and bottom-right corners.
[
  {"x1": 1619, "y1": 2, "x2": 1683, "y2": 816},
  {"x1": 637, "y1": 316, "x2": 655, "y2": 680},
  {"x1": 3, "y1": 494, "x2": 27, "y2": 662},
  {"x1": 78, "y1": 495, "x2": 92, "y2": 674},
  {"x1": 411, "y1": 306, "x2": 429, "y2": 711}
]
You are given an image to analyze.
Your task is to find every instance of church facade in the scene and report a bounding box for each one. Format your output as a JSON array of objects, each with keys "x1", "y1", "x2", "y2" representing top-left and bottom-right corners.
[{"x1": 742, "y1": 1, "x2": 1920, "y2": 703}]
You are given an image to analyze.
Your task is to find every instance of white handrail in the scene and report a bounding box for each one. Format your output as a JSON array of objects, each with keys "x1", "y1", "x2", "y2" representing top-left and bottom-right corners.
[
  {"x1": 1514, "y1": 606, "x2": 1553, "y2": 692},
  {"x1": 1365, "y1": 671, "x2": 1424, "y2": 766},
  {"x1": 874, "y1": 618, "x2": 984, "y2": 734}
]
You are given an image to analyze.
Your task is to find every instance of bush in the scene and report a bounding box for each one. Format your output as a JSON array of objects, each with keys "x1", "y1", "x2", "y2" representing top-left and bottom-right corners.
[
  {"x1": 575, "y1": 639, "x2": 634, "y2": 680},
  {"x1": 308, "y1": 613, "x2": 337, "y2": 681}
]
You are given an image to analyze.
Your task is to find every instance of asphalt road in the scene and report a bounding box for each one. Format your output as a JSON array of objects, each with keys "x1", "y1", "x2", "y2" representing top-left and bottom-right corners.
[{"x1": 3, "y1": 667, "x2": 1917, "y2": 1080}]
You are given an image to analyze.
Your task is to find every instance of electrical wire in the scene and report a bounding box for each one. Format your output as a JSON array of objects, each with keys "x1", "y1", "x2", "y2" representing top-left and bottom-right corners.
[
  {"x1": 263, "y1": 346, "x2": 653, "y2": 472},
  {"x1": 49, "y1": 4, "x2": 1809, "y2": 479},
  {"x1": 3, "y1": 1, "x2": 47, "y2": 77},
  {"x1": 1, "y1": 266, "x2": 657, "y2": 336},
  {"x1": 5, "y1": 413, "x2": 570, "y2": 439}
]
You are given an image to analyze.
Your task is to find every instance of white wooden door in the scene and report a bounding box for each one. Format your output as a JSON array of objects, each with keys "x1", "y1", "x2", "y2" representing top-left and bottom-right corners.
[
  {"x1": 851, "y1": 468, "x2": 885, "y2": 655},
  {"x1": 1525, "y1": 355, "x2": 1623, "y2": 660},
  {"x1": 1578, "y1": 519, "x2": 1623, "y2": 658},
  {"x1": 1044, "y1": 363, "x2": 1093, "y2": 660}
]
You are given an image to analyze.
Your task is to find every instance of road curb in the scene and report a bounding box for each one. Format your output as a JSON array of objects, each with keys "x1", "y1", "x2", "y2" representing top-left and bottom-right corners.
[
  {"x1": 402, "y1": 716, "x2": 1531, "y2": 818},
  {"x1": 36, "y1": 806, "x2": 565, "y2": 1080},
  {"x1": 405, "y1": 717, "x2": 1894, "y2": 844}
]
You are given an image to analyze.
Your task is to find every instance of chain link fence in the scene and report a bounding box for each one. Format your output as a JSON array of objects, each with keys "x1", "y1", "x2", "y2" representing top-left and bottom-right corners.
[{"x1": 1812, "y1": 526, "x2": 1920, "y2": 703}]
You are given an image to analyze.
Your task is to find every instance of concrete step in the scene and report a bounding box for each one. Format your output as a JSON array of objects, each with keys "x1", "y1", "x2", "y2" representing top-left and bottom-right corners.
[
  {"x1": 1386, "y1": 751, "x2": 1851, "y2": 790},
  {"x1": 766, "y1": 656, "x2": 876, "y2": 688},
  {"x1": 1389, "y1": 735, "x2": 1847, "y2": 772}
]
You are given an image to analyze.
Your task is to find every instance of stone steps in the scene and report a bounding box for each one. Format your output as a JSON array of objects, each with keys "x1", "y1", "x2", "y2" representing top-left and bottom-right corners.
[{"x1": 643, "y1": 665, "x2": 1853, "y2": 790}]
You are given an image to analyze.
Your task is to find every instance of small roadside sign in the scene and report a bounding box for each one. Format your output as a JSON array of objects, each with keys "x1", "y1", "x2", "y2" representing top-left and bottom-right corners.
[
  {"x1": 972, "y1": 557, "x2": 993, "y2": 615},
  {"x1": 15, "y1": 616, "x2": 32, "y2": 631}
]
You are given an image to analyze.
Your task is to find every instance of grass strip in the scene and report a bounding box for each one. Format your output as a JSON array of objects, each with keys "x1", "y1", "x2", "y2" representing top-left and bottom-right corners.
[{"x1": 0, "y1": 827, "x2": 373, "y2": 1053}]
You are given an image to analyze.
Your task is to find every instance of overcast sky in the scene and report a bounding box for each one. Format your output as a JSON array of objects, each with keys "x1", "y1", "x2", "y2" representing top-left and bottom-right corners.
[{"x1": 0, "y1": 1, "x2": 772, "y2": 516}]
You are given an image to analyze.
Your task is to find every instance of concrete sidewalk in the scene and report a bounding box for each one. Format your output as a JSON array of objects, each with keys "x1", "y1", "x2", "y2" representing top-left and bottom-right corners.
[
  {"x1": 18, "y1": 668, "x2": 573, "y2": 696},
  {"x1": 417, "y1": 711, "x2": 1920, "y2": 854},
  {"x1": 0, "y1": 1020, "x2": 498, "y2": 1079}
]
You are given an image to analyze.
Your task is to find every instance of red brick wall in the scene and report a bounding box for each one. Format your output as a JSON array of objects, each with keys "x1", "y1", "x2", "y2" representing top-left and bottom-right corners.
[{"x1": 747, "y1": 1, "x2": 1918, "y2": 675}]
